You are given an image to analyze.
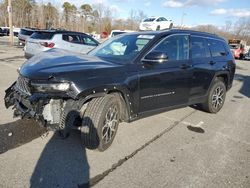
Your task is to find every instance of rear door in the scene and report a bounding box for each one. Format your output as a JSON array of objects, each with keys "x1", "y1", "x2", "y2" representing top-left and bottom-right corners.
[
  {"x1": 61, "y1": 34, "x2": 84, "y2": 53},
  {"x1": 139, "y1": 34, "x2": 192, "y2": 112},
  {"x1": 160, "y1": 17, "x2": 170, "y2": 29},
  {"x1": 189, "y1": 35, "x2": 214, "y2": 99}
]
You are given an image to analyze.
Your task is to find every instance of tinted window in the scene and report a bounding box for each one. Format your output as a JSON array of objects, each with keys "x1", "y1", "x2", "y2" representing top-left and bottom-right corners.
[
  {"x1": 31, "y1": 32, "x2": 54, "y2": 40},
  {"x1": 144, "y1": 18, "x2": 155, "y2": 22},
  {"x1": 62, "y1": 34, "x2": 82, "y2": 44},
  {"x1": 153, "y1": 35, "x2": 189, "y2": 61},
  {"x1": 208, "y1": 39, "x2": 227, "y2": 57},
  {"x1": 191, "y1": 36, "x2": 210, "y2": 58},
  {"x1": 20, "y1": 29, "x2": 34, "y2": 36}
]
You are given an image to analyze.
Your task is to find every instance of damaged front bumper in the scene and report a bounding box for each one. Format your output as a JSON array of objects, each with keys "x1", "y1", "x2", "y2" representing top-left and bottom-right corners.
[
  {"x1": 5, "y1": 82, "x2": 62, "y2": 128},
  {"x1": 5, "y1": 83, "x2": 48, "y2": 126}
]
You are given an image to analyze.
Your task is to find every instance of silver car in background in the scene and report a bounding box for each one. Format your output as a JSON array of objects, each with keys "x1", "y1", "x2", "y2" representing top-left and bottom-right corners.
[
  {"x1": 18, "y1": 28, "x2": 35, "y2": 46},
  {"x1": 24, "y1": 30, "x2": 99, "y2": 59}
]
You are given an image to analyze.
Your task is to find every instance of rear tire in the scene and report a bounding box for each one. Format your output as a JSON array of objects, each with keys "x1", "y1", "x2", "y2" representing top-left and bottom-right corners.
[
  {"x1": 201, "y1": 79, "x2": 226, "y2": 113},
  {"x1": 81, "y1": 94, "x2": 120, "y2": 151}
]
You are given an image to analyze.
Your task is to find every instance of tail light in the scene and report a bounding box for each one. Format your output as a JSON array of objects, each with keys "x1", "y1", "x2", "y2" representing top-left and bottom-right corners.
[{"x1": 40, "y1": 42, "x2": 55, "y2": 48}]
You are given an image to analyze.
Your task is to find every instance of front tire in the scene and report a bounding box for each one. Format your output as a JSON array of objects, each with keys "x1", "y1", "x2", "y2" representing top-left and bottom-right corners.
[
  {"x1": 81, "y1": 95, "x2": 120, "y2": 151},
  {"x1": 201, "y1": 79, "x2": 226, "y2": 113}
]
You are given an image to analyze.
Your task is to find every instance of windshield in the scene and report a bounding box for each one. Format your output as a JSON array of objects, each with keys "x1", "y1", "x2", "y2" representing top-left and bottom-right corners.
[
  {"x1": 89, "y1": 34, "x2": 154, "y2": 64},
  {"x1": 143, "y1": 18, "x2": 156, "y2": 22}
]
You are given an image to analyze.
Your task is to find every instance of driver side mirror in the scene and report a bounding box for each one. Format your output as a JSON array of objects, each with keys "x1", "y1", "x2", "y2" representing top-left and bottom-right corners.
[{"x1": 142, "y1": 51, "x2": 168, "y2": 65}]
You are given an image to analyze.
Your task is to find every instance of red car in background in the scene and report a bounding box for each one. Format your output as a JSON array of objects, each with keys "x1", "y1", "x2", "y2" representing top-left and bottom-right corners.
[{"x1": 228, "y1": 39, "x2": 246, "y2": 59}]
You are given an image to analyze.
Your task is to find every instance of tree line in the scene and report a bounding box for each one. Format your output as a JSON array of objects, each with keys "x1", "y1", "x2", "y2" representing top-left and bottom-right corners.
[{"x1": 0, "y1": 0, "x2": 146, "y2": 34}]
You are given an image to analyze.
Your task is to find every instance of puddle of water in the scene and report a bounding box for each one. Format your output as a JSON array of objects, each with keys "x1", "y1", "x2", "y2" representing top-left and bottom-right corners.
[
  {"x1": 233, "y1": 96, "x2": 244, "y2": 99},
  {"x1": 187, "y1": 125, "x2": 205, "y2": 133}
]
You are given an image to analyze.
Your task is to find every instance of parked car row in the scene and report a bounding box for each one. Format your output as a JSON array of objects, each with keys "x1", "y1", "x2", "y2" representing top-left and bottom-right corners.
[{"x1": 0, "y1": 27, "x2": 20, "y2": 36}]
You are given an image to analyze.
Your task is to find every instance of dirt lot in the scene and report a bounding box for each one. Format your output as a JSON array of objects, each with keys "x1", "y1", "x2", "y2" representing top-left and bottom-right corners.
[{"x1": 0, "y1": 36, "x2": 250, "y2": 188}]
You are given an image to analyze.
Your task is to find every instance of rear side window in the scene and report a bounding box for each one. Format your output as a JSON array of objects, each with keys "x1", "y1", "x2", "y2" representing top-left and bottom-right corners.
[
  {"x1": 208, "y1": 39, "x2": 227, "y2": 57},
  {"x1": 20, "y1": 29, "x2": 34, "y2": 36},
  {"x1": 31, "y1": 32, "x2": 55, "y2": 40},
  {"x1": 191, "y1": 36, "x2": 210, "y2": 58},
  {"x1": 81, "y1": 35, "x2": 98, "y2": 46},
  {"x1": 153, "y1": 35, "x2": 189, "y2": 61},
  {"x1": 62, "y1": 34, "x2": 82, "y2": 44}
]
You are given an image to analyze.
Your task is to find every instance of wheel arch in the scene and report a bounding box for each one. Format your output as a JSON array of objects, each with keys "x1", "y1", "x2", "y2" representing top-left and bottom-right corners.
[
  {"x1": 205, "y1": 71, "x2": 230, "y2": 97},
  {"x1": 214, "y1": 72, "x2": 230, "y2": 90},
  {"x1": 76, "y1": 87, "x2": 131, "y2": 122}
]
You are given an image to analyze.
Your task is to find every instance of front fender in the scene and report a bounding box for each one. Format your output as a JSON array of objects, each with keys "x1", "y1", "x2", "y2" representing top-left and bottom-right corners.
[{"x1": 75, "y1": 85, "x2": 135, "y2": 122}]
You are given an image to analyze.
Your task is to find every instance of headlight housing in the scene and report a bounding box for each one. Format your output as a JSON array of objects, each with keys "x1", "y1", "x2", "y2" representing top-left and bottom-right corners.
[{"x1": 31, "y1": 82, "x2": 70, "y2": 92}]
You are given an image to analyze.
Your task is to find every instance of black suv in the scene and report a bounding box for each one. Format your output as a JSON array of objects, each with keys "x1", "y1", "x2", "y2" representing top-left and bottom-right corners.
[{"x1": 5, "y1": 29, "x2": 235, "y2": 151}]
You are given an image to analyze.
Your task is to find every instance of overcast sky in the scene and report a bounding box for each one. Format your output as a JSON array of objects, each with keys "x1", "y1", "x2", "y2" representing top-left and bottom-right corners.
[{"x1": 39, "y1": 0, "x2": 250, "y2": 27}]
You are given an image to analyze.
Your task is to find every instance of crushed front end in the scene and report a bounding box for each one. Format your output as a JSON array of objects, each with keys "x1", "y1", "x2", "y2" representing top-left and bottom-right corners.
[{"x1": 4, "y1": 75, "x2": 79, "y2": 130}]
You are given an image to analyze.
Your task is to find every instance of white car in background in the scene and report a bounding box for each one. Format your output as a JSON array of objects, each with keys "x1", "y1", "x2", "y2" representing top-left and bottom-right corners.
[
  {"x1": 139, "y1": 17, "x2": 173, "y2": 31},
  {"x1": 24, "y1": 30, "x2": 99, "y2": 59}
]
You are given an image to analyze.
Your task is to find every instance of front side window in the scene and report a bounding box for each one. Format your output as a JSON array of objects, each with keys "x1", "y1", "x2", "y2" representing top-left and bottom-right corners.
[
  {"x1": 152, "y1": 35, "x2": 189, "y2": 61},
  {"x1": 208, "y1": 39, "x2": 227, "y2": 57},
  {"x1": 191, "y1": 36, "x2": 210, "y2": 58}
]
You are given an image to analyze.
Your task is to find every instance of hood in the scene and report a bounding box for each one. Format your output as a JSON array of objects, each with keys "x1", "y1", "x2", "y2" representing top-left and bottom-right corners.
[{"x1": 20, "y1": 48, "x2": 121, "y2": 79}]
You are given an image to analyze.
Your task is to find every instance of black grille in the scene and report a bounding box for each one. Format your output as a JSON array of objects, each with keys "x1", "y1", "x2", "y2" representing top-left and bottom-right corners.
[{"x1": 15, "y1": 76, "x2": 31, "y2": 95}]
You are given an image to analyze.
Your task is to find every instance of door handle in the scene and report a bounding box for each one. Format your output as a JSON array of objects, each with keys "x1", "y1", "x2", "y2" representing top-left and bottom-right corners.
[
  {"x1": 209, "y1": 61, "x2": 216, "y2": 65},
  {"x1": 180, "y1": 64, "x2": 191, "y2": 69}
]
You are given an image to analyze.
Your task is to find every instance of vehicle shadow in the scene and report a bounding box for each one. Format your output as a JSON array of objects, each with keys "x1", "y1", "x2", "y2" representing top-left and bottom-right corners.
[
  {"x1": 0, "y1": 119, "x2": 46, "y2": 154},
  {"x1": 30, "y1": 116, "x2": 98, "y2": 188},
  {"x1": 234, "y1": 74, "x2": 250, "y2": 98}
]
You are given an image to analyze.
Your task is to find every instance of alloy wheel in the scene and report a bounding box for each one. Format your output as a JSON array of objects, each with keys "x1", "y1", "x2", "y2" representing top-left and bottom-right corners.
[
  {"x1": 102, "y1": 105, "x2": 119, "y2": 144},
  {"x1": 212, "y1": 86, "x2": 225, "y2": 109}
]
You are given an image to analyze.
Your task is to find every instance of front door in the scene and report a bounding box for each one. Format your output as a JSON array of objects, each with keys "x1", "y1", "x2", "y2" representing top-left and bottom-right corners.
[{"x1": 139, "y1": 34, "x2": 193, "y2": 113}]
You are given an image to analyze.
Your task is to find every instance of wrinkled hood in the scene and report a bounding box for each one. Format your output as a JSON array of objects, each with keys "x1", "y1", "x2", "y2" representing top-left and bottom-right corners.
[{"x1": 20, "y1": 49, "x2": 121, "y2": 79}]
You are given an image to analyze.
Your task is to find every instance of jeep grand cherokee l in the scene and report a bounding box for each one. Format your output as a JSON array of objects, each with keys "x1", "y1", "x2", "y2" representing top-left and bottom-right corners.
[{"x1": 5, "y1": 30, "x2": 235, "y2": 151}]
